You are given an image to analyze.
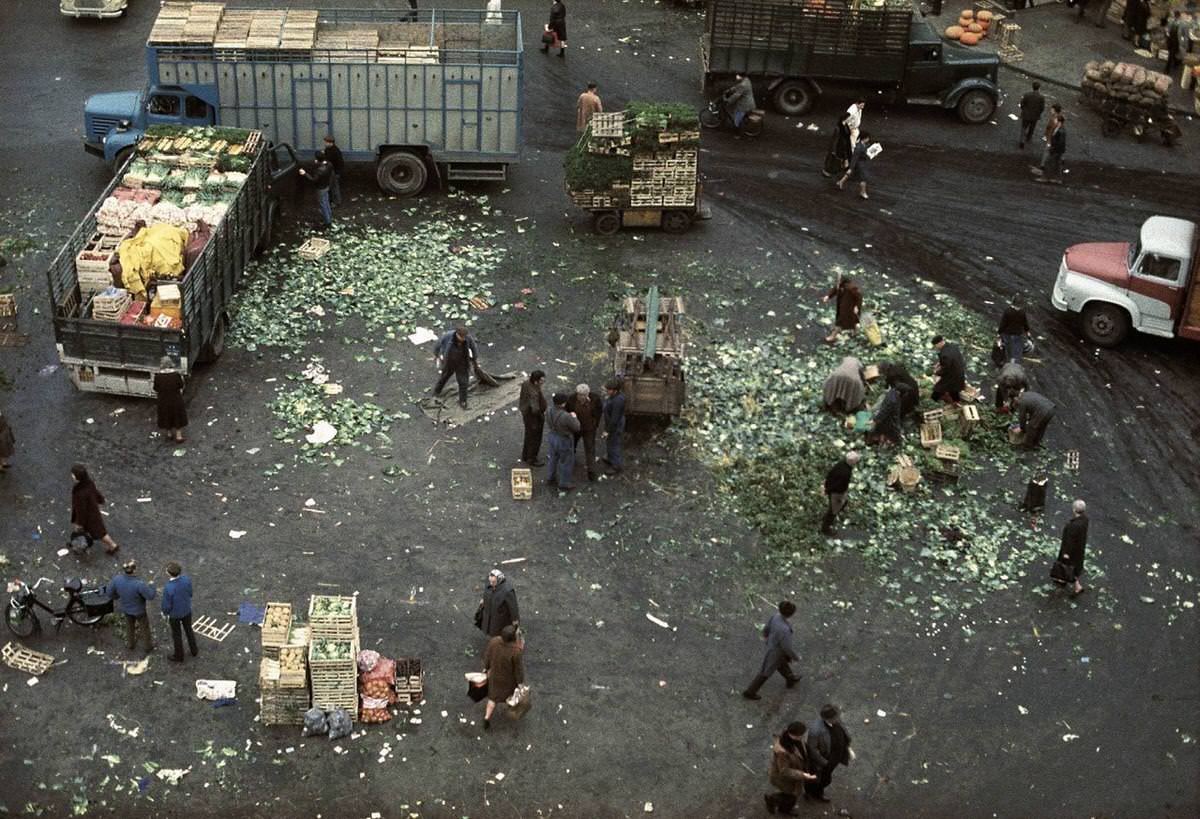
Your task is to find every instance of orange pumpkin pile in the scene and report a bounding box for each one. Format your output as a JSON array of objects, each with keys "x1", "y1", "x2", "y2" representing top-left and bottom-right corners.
[{"x1": 945, "y1": 8, "x2": 992, "y2": 46}]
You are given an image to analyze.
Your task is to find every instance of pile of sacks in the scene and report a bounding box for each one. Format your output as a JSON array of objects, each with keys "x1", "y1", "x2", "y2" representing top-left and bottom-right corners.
[{"x1": 1082, "y1": 60, "x2": 1173, "y2": 107}]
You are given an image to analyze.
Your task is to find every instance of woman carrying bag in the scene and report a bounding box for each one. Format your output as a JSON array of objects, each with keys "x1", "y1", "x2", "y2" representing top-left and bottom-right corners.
[{"x1": 479, "y1": 625, "x2": 526, "y2": 729}]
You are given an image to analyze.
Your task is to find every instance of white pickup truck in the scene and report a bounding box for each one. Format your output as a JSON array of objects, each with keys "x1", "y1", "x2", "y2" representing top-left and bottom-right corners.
[
  {"x1": 60, "y1": 0, "x2": 127, "y2": 19},
  {"x1": 1051, "y1": 215, "x2": 1200, "y2": 347}
]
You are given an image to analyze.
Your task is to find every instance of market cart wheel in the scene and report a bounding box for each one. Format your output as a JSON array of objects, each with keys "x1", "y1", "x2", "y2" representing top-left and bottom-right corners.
[
  {"x1": 661, "y1": 210, "x2": 693, "y2": 235},
  {"x1": 592, "y1": 211, "x2": 621, "y2": 236},
  {"x1": 376, "y1": 151, "x2": 428, "y2": 197}
]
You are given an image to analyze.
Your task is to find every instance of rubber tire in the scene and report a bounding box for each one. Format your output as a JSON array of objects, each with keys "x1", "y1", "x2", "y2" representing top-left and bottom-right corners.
[
  {"x1": 1080, "y1": 302, "x2": 1130, "y2": 347},
  {"x1": 67, "y1": 599, "x2": 103, "y2": 627},
  {"x1": 111, "y1": 146, "x2": 134, "y2": 175},
  {"x1": 376, "y1": 152, "x2": 428, "y2": 197},
  {"x1": 592, "y1": 211, "x2": 621, "y2": 236},
  {"x1": 741, "y1": 116, "x2": 764, "y2": 138},
  {"x1": 1101, "y1": 117, "x2": 1122, "y2": 138},
  {"x1": 956, "y1": 89, "x2": 996, "y2": 124},
  {"x1": 6, "y1": 605, "x2": 39, "y2": 638},
  {"x1": 772, "y1": 80, "x2": 816, "y2": 116},
  {"x1": 661, "y1": 210, "x2": 693, "y2": 235},
  {"x1": 699, "y1": 107, "x2": 721, "y2": 129}
]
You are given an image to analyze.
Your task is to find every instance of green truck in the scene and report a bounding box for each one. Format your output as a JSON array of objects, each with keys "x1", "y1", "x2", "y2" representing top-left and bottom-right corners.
[{"x1": 702, "y1": 0, "x2": 1001, "y2": 124}]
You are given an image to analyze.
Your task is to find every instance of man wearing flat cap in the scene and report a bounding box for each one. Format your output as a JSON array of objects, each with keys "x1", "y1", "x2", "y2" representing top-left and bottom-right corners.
[
  {"x1": 806, "y1": 703, "x2": 855, "y2": 802},
  {"x1": 107, "y1": 559, "x2": 157, "y2": 652}
]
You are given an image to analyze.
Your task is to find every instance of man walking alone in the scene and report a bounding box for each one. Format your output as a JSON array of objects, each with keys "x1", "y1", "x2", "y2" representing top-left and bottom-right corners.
[
  {"x1": 821, "y1": 451, "x2": 860, "y2": 536},
  {"x1": 1018, "y1": 82, "x2": 1045, "y2": 149},
  {"x1": 742, "y1": 600, "x2": 800, "y2": 700},
  {"x1": 576, "y1": 82, "x2": 602, "y2": 132},
  {"x1": 433, "y1": 327, "x2": 478, "y2": 410},
  {"x1": 1059, "y1": 499, "x2": 1089, "y2": 595}
]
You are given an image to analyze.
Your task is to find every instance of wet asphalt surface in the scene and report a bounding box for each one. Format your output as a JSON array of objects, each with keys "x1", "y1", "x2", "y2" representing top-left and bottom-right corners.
[{"x1": 0, "y1": 2, "x2": 1198, "y2": 818}]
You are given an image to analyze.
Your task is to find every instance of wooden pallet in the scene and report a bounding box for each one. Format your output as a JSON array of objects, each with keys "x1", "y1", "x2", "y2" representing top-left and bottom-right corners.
[
  {"x1": 922, "y1": 408, "x2": 944, "y2": 425},
  {"x1": 192, "y1": 615, "x2": 235, "y2": 642},
  {"x1": 1064, "y1": 450, "x2": 1080, "y2": 471},
  {"x1": 394, "y1": 657, "x2": 424, "y2": 704},
  {"x1": 0, "y1": 293, "x2": 16, "y2": 318},
  {"x1": 309, "y1": 595, "x2": 357, "y2": 639},
  {"x1": 589, "y1": 112, "x2": 627, "y2": 139},
  {"x1": 2, "y1": 642, "x2": 54, "y2": 675},
  {"x1": 511, "y1": 468, "x2": 532, "y2": 500}
]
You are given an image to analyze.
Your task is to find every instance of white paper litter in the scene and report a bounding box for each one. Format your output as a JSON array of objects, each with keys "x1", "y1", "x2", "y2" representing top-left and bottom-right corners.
[
  {"x1": 645, "y1": 613, "x2": 670, "y2": 629},
  {"x1": 228, "y1": 530, "x2": 246, "y2": 539},
  {"x1": 408, "y1": 327, "x2": 439, "y2": 345},
  {"x1": 157, "y1": 767, "x2": 192, "y2": 785},
  {"x1": 306, "y1": 420, "x2": 338, "y2": 444},
  {"x1": 195, "y1": 679, "x2": 237, "y2": 700}
]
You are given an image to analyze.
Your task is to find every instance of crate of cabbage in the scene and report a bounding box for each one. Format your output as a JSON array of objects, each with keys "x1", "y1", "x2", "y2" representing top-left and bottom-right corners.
[
  {"x1": 566, "y1": 102, "x2": 704, "y2": 236},
  {"x1": 308, "y1": 594, "x2": 358, "y2": 640},
  {"x1": 309, "y1": 637, "x2": 359, "y2": 713}
]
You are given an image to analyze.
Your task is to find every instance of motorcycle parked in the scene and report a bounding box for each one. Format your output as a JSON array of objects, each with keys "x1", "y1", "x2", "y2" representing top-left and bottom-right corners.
[
  {"x1": 699, "y1": 99, "x2": 764, "y2": 137},
  {"x1": 5, "y1": 576, "x2": 112, "y2": 637}
]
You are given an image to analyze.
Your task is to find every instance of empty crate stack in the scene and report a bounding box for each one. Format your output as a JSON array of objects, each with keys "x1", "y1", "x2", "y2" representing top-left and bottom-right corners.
[
  {"x1": 394, "y1": 657, "x2": 425, "y2": 705},
  {"x1": 308, "y1": 595, "x2": 359, "y2": 715}
]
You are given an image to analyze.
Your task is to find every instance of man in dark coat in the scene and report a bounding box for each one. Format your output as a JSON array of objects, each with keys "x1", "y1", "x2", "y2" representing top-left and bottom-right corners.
[
  {"x1": 1165, "y1": 11, "x2": 1184, "y2": 73},
  {"x1": 882, "y1": 363, "x2": 919, "y2": 417},
  {"x1": 0, "y1": 409, "x2": 14, "y2": 470},
  {"x1": 1037, "y1": 115, "x2": 1067, "y2": 185},
  {"x1": 742, "y1": 601, "x2": 800, "y2": 700},
  {"x1": 805, "y1": 704, "x2": 853, "y2": 802},
  {"x1": 821, "y1": 451, "x2": 860, "y2": 535},
  {"x1": 1018, "y1": 82, "x2": 1045, "y2": 149},
  {"x1": 997, "y1": 294, "x2": 1031, "y2": 363},
  {"x1": 297, "y1": 151, "x2": 333, "y2": 226},
  {"x1": 433, "y1": 327, "x2": 478, "y2": 410},
  {"x1": 71, "y1": 464, "x2": 119, "y2": 554},
  {"x1": 867, "y1": 385, "x2": 902, "y2": 446},
  {"x1": 1060, "y1": 499, "x2": 1089, "y2": 595},
  {"x1": 930, "y1": 335, "x2": 966, "y2": 403},
  {"x1": 108, "y1": 559, "x2": 156, "y2": 652},
  {"x1": 545, "y1": 392, "x2": 580, "y2": 491},
  {"x1": 1015, "y1": 387, "x2": 1056, "y2": 450},
  {"x1": 822, "y1": 275, "x2": 862, "y2": 342},
  {"x1": 518, "y1": 370, "x2": 548, "y2": 466},
  {"x1": 161, "y1": 561, "x2": 198, "y2": 662},
  {"x1": 601, "y1": 378, "x2": 626, "y2": 475},
  {"x1": 994, "y1": 361, "x2": 1028, "y2": 412},
  {"x1": 544, "y1": 0, "x2": 567, "y2": 57},
  {"x1": 822, "y1": 113, "x2": 853, "y2": 178},
  {"x1": 322, "y1": 135, "x2": 345, "y2": 206},
  {"x1": 565, "y1": 383, "x2": 603, "y2": 481},
  {"x1": 478, "y1": 569, "x2": 519, "y2": 637}
]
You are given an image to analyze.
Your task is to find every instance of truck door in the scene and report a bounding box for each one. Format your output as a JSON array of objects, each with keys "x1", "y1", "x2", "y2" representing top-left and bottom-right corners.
[
  {"x1": 904, "y1": 43, "x2": 945, "y2": 99},
  {"x1": 449, "y1": 73, "x2": 483, "y2": 152},
  {"x1": 294, "y1": 79, "x2": 331, "y2": 152},
  {"x1": 146, "y1": 91, "x2": 185, "y2": 126},
  {"x1": 1129, "y1": 252, "x2": 1186, "y2": 335}
]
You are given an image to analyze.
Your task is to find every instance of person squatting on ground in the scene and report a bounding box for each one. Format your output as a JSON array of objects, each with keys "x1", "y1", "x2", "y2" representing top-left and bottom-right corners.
[
  {"x1": 298, "y1": 151, "x2": 334, "y2": 226},
  {"x1": 822, "y1": 356, "x2": 867, "y2": 414},
  {"x1": 806, "y1": 704, "x2": 854, "y2": 802},
  {"x1": 994, "y1": 361, "x2": 1029, "y2": 413},
  {"x1": 477, "y1": 569, "x2": 520, "y2": 638},
  {"x1": 109, "y1": 559, "x2": 156, "y2": 652},
  {"x1": 867, "y1": 383, "x2": 903, "y2": 446},
  {"x1": 545, "y1": 392, "x2": 580, "y2": 491},
  {"x1": 433, "y1": 327, "x2": 478, "y2": 409},
  {"x1": 481, "y1": 625, "x2": 525, "y2": 729},
  {"x1": 1014, "y1": 387, "x2": 1056, "y2": 450},
  {"x1": 153, "y1": 356, "x2": 188, "y2": 443},
  {"x1": 1060, "y1": 499, "x2": 1090, "y2": 595},
  {"x1": 836, "y1": 131, "x2": 874, "y2": 199},
  {"x1": 742, "y1": 600, "x2": 800, "y2": 700},
  {"x1": 930, "y1": 335, "x2": 966, "y2": 403},
  {"x1": 71, "y1": 463, "x2": 120, "y2": 554},
  {"x1": 882, "y1": 362, "x2": 919, "y2": 418},
  {"x1": 1018, "y1": 81, "x2": 1045, "y2": 149},
  {"x1": 764, "y1": 721, "x2": 818, "y2": 815},
  {"x1": 821, "y1": 451, "x2": 860, "y2": 536},
  {"x1": 519, "y1": 370, "x2": 548, "y2": 466},
  {"x1": 997, "y1": 294, "x2": 1031, "y2": 363},
  {"x1": 822, "y1": 275, "x2": 862, "y2": 343},
  {"x1": 565, "y1": 383, "x2": 603, "y2": 481},
  {"x1": 162, "y1": 561, "x2": 198, "y2": 662},
  {"x1": 0, "y1": 408, "x2": 14, "y2": 471},
  {"x1": 601, "y1": 378, "x2": 626, "y2": 475}
]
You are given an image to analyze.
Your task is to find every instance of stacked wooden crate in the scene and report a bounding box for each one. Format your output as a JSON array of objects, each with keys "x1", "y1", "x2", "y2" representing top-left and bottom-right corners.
[
  {"x1": 280, "y1": 10, "x2": 318, "y2": 53},
  {"x1": 393, "y1": 657, "x2": 424, "y2": 705},
  {"x1": 315, "y1": 28, "x2": 381, "y2": 63},
  {"x1": 260, "y1": 602, "x2": 293, "y2": 659},
  {"x1": 377, "y1": 44, "x2": 439, "y2": 64},
  {"x1": 308, "y1": 595, "x2": 359, "y2": 714},
  {"x1": 260, "y1": 657, "x2": 310, "y2": 726},
  {"x1": 246, "y1": 10, "x2": 286, "y2": 50},
  {"x1": 147, "y1": 2, "x2": 191, "y2": 44},
  {"x1": 182, "y1": 3, "x2": 224, "y2": 44},
  {"x1": 213, "y1": 8, "x2": 253, "y2": 57},
  {"x1": 630, "y1": 150, "x2": 698, "y2": 208},
  {"x1": 75, "y1": 233, "x2": 122, "y2": 299}
]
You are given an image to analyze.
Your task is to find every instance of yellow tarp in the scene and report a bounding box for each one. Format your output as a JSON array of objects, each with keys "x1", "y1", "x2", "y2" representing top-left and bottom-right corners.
[{"x1": 117, "y1": 224, "x2": 188, "y2": 300}]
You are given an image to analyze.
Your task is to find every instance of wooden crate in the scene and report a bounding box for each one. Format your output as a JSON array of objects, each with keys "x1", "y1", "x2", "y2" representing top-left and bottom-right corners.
[
  {"x1": 959, "y1": 404, "x2": 981, "y2": 437},
  {"x1": 920, "y1": 421, "x2": 942, "y2": 449},
  {"x1": 394, "y1": 657, "x2": 424, "y2": 705},
  {"x1": 2, "y1": 642, "x2": 54, "y2": 675},
  {"x1": 260, "y1": 602, "x2": 293, "y2": 649},
  {"x1": 308, "y1": 595, "x2": 357, "y2": 639},
  {"x1": 935, "y1": 444, "x2": 960, "y2": 462},
  {"x1": 863, "y1": 364, "x2": 880, "y2": 381},
  {"x1": 277, "y1": 645, "x2": 308, "y2": 687},
  {"x1": 260, "y1": 659, "x2": 310, "y2": 725},
  {"x1": 0, "y1": 293, "x2": 16, "y2": 319},
  {"x1": 297, "y1": 237, "x2": 331, "y2": 261},
  {"x1": 922, "y1": 408, "x2": 944, "y2": 425},
  {"x1": 511, "y1": 468, "x2": 532, "y2": 500}
]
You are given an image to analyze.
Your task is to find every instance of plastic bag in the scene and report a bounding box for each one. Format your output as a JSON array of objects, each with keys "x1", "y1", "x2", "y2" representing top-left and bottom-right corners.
[
  {"x1": 301, "y1": 707, "x2": 328, "y2": 737},
  {"x1": 327, "y1": 708, "x2": 353, "y2": 740},
  {"x1": 506, "y1": 684, "x2": 532, "y2": 720},
  {"x1": 195, "y1": 680, "x2": 237, "y2": 701}
]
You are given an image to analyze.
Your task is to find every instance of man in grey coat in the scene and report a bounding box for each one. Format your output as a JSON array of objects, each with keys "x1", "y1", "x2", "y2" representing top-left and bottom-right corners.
[
  {"x1": 742, "y1": 600, "x2": 800, "y2": 700},
  {"x1": 805, "y1": 704, "x2": 854, "y2": 802},
  {"x1": 1014, "y1": 387, "x2": 1056, "y2": 450},
  {"x1": 722, "y1": 73, "x2": 756, "y2": 130},
  {"x1": 477, "y1": 569, "x2": 519, "y2": 637}
]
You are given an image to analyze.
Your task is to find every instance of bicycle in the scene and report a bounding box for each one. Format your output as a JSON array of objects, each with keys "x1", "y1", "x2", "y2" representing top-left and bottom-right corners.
[{"x1": 5, "y1": 576, "x2": 112, "y2": 638}]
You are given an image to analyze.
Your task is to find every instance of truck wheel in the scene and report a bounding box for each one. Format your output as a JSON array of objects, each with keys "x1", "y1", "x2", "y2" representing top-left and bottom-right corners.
[
  {"x1": 111, "y1": 146, "x2": 134, "y2": 175},
  {"x1": 376, "y1": 152, "x2": 428, "y2": 197},
  {"x1": 1080, "y1": 303, "x2": 1129, "y2": 347},
  {"x1": 592, "y1": 211, "x2": 621, "y2": 236},
  {"x1": 956, "y1": 90, "x2": 996, "y2": 124},
  {"x1": 772, "y1": 80, "x2": 816, "y2": 116},
  {"x1": 661, "y1": 210, "x2": 692, "y2": 235}
]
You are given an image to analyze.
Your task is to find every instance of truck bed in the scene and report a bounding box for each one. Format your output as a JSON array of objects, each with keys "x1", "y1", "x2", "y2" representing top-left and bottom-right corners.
[{"x1": 704, "y1": 0, "x2": 912, "y2": 84}]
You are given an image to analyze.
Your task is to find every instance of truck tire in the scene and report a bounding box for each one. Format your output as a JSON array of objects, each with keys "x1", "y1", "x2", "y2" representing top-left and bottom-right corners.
[
  {"x1": 1080, "y1": 303, "x2": 1129, "y2": 347},
  {"x1": 956, "y1": 89, "x2": 996, "y2": 124},
  {"x1": 772, "y1": 80, "x2": 816, "y2": 116},
  {"x1": 592, "y1": 211, "x2": 621, "y2": 236},
  {"x1": 111, "y1": 146, "x2": 134, "y2": 175},
  {"x1": 661, "y1": 210, "x2": 693, "y2": 235},
  {"x1": 376, "y1": 152, "x2": 428, "y2": 197}
]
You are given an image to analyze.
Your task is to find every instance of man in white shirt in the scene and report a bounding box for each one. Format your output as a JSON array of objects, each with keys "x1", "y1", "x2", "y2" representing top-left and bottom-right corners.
[{"x1": 844, "y1": 98, "x2": 865, "y2": 151}]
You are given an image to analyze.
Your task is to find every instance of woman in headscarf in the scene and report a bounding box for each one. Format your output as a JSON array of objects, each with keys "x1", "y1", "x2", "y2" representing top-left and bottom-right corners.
[
  {"x1": 481, "y1": 625, "x2": 526, "y2": 730},
  {"x1": 477, "y1": 569, "x2": 520, "y2": 637},
  {"x1": 821, "y1": 275, "x2": 862, "y2": 343},
  {"x1": 153, "y1": 356, "x2": 188, "y2": 443},
  {"x1": 70, "y1": 464, "x2": 119, "y2": 554},
  {"x1": 0, "y1": 408, "x2": 14, "y2": 471},
  {"x1": 822, "y1": 356, "x2": 866, "y2": 414}
]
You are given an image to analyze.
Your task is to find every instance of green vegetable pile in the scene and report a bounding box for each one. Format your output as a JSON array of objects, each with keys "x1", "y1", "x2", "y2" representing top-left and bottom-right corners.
[
  {"x1": 270, "y1": 381, "x2": 399, "y2": 458},
  {"x1": 229, "y1": 218, "x2": 502, "y2": 353},
  {"x1": 311, "y1": 596, "x2": 353, "y2": 617},
  {"x1": 564, "y1": 137, "x2": 632, "y2": 191},
  {"x1": 684, "y1": 268, "x2": 1070, "y2": 613},
  {"x1": 626, "y1": 100, "x2": 700, "y2": 151},
  {"x1": 310, "y1": 638, "x2": 354, "y2": 661}
]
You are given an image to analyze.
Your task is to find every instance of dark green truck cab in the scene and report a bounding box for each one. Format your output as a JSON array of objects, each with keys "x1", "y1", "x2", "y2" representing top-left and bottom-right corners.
[{"x1": 702, "y1": 0, "x2": 1001, "y2": 124}]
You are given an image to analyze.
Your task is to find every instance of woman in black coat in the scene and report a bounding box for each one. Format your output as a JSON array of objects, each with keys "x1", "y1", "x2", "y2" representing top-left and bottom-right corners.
[
  {"x1": 71, "y1": 464, "x2": 119, "y2": 554},
  {"x1": 544, "y1": 1, "x2": 567, "y2": 57},
  {"x1": 882, "y1": 362, "x2": 920, "y2": 417},
  {"x1": 153, "y1": 356, "x2": 188, "y2": 442}
]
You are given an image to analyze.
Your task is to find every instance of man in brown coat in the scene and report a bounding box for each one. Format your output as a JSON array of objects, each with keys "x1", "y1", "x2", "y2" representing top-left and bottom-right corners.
[
  {"x1": 518, "y1": 370, "x2": 547, "y2": 466},
  {"x1": 482, "y1": 625, "x2": 525, "y2": 729},
  {"x1": 576, "y1": 82, "x2": 602, "y2": 132},
  {"x1": 765, "y1": 721, "x2": 818, "y2": 815},
  {"x1": 565, "y1": 383, "x2": 603, "y2": 481}
]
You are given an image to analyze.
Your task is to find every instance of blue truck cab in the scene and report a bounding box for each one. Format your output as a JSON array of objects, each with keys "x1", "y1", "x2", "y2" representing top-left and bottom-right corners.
[{"x1": 85, "y1": 87, "x2": 216, "y2": 168}]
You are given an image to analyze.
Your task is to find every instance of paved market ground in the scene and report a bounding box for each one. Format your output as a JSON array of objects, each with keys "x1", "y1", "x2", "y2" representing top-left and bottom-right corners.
[{"x1": 0, "y1": 2, "x2": 1197, "y2": 818}]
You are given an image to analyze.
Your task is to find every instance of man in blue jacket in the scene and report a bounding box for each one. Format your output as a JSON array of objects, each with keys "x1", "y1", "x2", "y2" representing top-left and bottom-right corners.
[
  {"x1": 162, "y1": 561, "x2": 198, "y2": 662},
  {"x1": 601, "y1": 378, "x2": 626, "y2": 475},
  {"x1": 108, "y1": 559, "x2": 156, "y2": 652}
]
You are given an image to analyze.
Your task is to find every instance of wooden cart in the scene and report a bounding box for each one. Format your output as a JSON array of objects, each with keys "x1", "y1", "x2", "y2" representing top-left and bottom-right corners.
[
  {"x1": 572, "y1": 183, "x2": 705, "y2": 236},
  {"x1": 609, "y1": 287, "x2": 686, "y2": 417}
]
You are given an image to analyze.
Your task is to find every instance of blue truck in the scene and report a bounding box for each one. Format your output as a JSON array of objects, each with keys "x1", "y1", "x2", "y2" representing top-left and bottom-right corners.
[{"x1": 84, "y1": 4, "x2": 523, "y2": 196}]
